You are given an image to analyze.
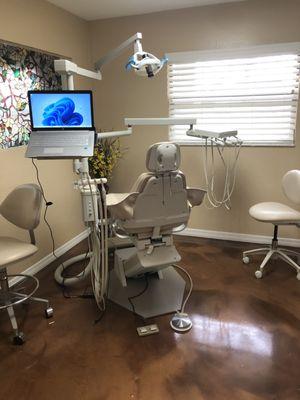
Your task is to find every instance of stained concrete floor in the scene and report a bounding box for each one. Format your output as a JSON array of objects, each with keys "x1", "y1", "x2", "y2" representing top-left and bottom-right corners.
[{"x1": 0, "y1": 237, "x2": 299, "y2": 400}]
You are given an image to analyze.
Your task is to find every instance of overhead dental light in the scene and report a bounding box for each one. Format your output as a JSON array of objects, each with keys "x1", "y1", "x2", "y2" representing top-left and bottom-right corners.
[
  {"x1": 55, "y1": 33, "x2": 166, "y2": 88},
  {"x1": 126, "y1": 52, "x2": 167, "y2": 78},
  {"x1": 95, "y1": 32, "x2": 167, "y2": 79},
  {"x1": 125, "y1": 34, "x2": 167, "y2": 78}
]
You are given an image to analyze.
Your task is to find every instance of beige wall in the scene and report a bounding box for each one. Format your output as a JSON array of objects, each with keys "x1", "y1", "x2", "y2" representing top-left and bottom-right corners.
[
  {"x1": 90, "y1": 0, "x2": 300, "y2": 239},
  {"x1": 1, "y1": 0, "x2": 300, "y2": 276},
  {"x1": 0, "y1": 0, "x2": 92, "y2": 273}
]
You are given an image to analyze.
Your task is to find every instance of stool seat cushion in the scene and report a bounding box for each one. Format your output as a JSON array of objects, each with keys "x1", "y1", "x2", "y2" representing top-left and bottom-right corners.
[
  {"x1": 249, "y1": 202, "x2": 300, "y2": 224},
  {"x1": 0, "y1": 237, "x2": 38, "y2": 267}
]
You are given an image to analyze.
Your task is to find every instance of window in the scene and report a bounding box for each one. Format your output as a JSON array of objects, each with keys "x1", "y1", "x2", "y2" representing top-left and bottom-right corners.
[{"x1": 167, "y1": 43, "x2": 300, "y2": 146}]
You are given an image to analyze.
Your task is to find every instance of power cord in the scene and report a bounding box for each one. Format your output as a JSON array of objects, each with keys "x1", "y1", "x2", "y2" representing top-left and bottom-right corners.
[
  {"x1": 172, "y1": 264, "x2": 193, "y2": 313},
  {"x1": 31, "y1": 159, "x2": 54, "y2": 247},
  {"x1": 170, "y1": 264, "x2": 194, "y2": 333},
  {"x1": 127, "y1": 273, "x2": 149, "y2": 316},
  {"x1": 31, "y1": 158, "x2": 92, "y2": 300}
]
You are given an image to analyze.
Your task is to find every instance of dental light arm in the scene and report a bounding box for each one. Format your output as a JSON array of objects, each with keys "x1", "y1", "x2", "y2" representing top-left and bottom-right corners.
[
  {"x1": 54, "y1": 59, "x2": 102, "y2": 84},
  {"x1": 55, "y1": 32, "x2": 166, "y2": 86},
  {"x1": 97, "y1": 128, "x2": 132, "y2": 141},
  {"x1": 125, "y1": 118, "x2": 198, "y2": 126},
  {"x1": 95, "y1": 32, "x2": 143, "y2": 71}
]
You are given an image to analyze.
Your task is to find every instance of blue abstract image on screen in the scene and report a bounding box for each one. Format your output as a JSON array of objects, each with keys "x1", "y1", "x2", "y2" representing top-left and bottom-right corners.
[
  {"x1": 42, "y1": 97, "x2": 83, "y2": 126},
  {"x1": 30, "y1": 92, "x2": 93, "y2": 129}
]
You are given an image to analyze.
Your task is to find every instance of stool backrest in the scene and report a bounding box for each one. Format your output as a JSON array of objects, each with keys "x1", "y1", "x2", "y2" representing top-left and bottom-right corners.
[
  {"x1": 0, "y1": 184, "x2": 42, "y2": 231},
  {"x1": 282, "y1": 170, "x2": 300, "y2": 205}
]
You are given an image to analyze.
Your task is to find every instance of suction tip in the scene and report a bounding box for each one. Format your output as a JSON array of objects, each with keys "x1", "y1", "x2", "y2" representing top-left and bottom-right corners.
[{"x1": 170, "y1": 312, "x2": 193, "y2": 333}]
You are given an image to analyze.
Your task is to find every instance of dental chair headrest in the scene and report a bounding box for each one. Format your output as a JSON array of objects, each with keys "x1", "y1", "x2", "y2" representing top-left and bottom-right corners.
[{"x1": 146, "y1": 142, "x2": 181, "y2": 173}]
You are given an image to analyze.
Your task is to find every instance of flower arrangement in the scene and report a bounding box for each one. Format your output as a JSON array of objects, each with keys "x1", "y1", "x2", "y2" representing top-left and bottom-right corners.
[{"x1": 88, "y1": 137, "x2": 123, "y2": 182}]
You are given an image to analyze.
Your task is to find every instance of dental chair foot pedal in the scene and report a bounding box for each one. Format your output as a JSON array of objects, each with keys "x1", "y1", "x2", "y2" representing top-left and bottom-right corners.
[
  {"x1": 137, "y1": 324, "x2": 159, "y2": 337},
  {"x1": 170, "y1": 312, "x2": 193, "y2": 333}
]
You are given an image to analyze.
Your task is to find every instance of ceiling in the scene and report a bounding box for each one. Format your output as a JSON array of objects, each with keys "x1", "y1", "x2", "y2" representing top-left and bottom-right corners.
[{"x1": 46, "y1": 0, "x2": 247, "y2": 21}]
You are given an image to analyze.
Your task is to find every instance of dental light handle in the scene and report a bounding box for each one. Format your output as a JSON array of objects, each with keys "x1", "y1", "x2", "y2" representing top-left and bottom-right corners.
[{"x1": 134, "y1": 36, "x2": 143, "y2": 53}]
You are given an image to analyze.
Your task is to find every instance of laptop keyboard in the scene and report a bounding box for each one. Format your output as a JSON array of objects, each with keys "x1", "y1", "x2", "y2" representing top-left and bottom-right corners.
[{"x1": 30, "y1": 133, "x2": 90, "y2": 147}]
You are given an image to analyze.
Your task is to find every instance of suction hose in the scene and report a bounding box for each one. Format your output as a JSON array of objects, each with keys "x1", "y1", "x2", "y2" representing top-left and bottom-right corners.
[{"x1": 54, "y1": 252, "x2": 93, "y2": 286}]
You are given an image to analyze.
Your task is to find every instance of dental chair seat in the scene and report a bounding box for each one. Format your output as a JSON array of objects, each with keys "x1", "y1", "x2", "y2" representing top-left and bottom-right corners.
[
  {"x1": 0, "y1": 237, "x2": 37, "y2": 266},
  {"x1": 249, "y1": 202, "x2": 300, "y2": 224},
  {"x1": 106, "y1": 172, "x2": 205, "y2": 234}
]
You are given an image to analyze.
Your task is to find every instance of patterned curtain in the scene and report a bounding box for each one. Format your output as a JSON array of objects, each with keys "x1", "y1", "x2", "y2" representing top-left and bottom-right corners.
[{"x1": 0, "y1": 43, "x2": 61, "y2": 149}]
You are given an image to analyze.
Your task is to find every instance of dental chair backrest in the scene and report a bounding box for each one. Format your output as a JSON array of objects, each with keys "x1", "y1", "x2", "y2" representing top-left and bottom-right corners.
[{"x1": 108, "y1": 142, "x2": 205, "y2": 237}]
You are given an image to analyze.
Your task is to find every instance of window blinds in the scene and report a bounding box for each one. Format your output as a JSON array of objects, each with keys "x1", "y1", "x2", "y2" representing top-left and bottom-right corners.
[{"x1": 168, "y1": 48, "x2": 300, "y2": 146}]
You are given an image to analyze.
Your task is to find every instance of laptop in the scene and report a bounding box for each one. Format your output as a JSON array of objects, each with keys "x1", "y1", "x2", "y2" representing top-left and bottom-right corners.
[{"x1": 25, "y1": 90, "x2": 95, "y2": 158}]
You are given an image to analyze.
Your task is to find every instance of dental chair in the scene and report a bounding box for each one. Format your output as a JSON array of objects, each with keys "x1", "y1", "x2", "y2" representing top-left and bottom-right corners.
[
  {"x1": 0, "y1": 184, "x2": 53, "y2": 344},
  {"x1": 106, "y1": 142, "x2": 206, "y2": 318},
  {"x1": 243, "y1": 170, "x2": 300, "y2": 280}
]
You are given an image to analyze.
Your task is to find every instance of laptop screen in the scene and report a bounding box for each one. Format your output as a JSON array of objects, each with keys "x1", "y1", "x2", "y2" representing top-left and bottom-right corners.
[{"x1": 28, "y1": 90, "x2": 94, "y2": 130}]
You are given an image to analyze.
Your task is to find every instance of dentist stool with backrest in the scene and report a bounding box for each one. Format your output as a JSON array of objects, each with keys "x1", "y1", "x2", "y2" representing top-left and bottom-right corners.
[
  {"x1": 243, "y1": 170, "x2": 300, "y2": 280},
  {"x1": 106, "y1": 142, "x2": 206, "y2": 324},
  {"x1": 0, "y1": 184, "x2": 53, "y2": 345}
]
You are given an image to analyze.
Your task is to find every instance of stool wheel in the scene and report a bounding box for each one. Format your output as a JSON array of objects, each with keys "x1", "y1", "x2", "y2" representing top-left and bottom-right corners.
[
  {"x1": 255, "y1": 270, "x2": 263, "y2": 279},
  {"x1": 243, "y1": 256, "x2": 250, "y2": 264},
  {"x1": 12, "y1": 332, "x2": 25, "y2": 345},
  {"x1": 45, "y1": 307, "x2": 54, "y2": 319}
]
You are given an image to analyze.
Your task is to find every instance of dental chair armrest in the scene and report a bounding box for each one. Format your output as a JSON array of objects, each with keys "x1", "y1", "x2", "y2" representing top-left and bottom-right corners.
[
  {"x1": 106, "y1": 192, "x2": 139, "y2": 220},
  {"x1": 187, "y1": 188, "x2": 207, "y2": 207}
]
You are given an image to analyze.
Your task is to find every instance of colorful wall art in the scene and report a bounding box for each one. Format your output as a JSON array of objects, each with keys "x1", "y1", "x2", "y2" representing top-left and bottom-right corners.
[{"x1": 0, "y1": 43, "x2": 61, "y2": 149}]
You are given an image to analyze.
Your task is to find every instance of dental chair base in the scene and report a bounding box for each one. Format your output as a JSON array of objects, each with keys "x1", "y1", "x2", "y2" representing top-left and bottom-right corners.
[
  {"x1": 113, "y1": 235, "x2": 181, "y2": 286},
  {"x1": 108, "y1": 235, "x2": 186, "y2": 318},
  {"x1": 108, "y1": 250, "x2": 185, "y2": 318}
]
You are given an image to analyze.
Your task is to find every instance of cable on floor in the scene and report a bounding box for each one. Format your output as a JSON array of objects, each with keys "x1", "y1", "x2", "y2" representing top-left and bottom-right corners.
[{"x1": 127, "y1": 274, "x2": 150, "y2": 316}]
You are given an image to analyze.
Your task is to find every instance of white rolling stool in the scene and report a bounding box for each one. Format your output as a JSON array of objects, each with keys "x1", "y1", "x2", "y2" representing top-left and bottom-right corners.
[
  {"x1": 243, "y1": 170, "x2": 300, "y2": 280},
  {"x1": 0, "y1": 184, "x2": 53, "y2": 345}
]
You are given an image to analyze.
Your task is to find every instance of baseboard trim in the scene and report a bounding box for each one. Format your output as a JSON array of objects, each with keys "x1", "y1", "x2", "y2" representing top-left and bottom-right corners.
[
  {"x1": 10, "y1": 227, "x2": 300, "y2": 287},
  {"x1": 175, "y1": 228, "x2": 300, "y2": 248},
  {"x1": 10, "y1": 229, "x2": 90, "y2": 287}
]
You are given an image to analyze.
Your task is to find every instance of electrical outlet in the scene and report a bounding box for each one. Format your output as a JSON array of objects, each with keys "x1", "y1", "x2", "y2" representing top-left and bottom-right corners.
[{"x1": 137, "y1": 324, "x2": 159, "y2": 337}]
